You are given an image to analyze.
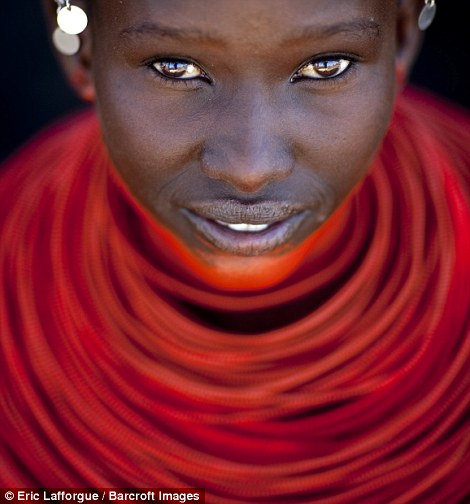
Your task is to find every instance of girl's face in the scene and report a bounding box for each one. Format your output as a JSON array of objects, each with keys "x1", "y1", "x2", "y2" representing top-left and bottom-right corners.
[{"x1": 87, "y1": 0, "x2": 407, "y2": 289}]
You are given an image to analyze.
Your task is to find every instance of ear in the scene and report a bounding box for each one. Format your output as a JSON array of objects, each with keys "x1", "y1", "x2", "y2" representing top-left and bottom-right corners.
[
  {"x1": 394, "y1": 0, "x2": 425, "y2": 88},
  {"x1": 41, "y1": 0, "x2": 96, "y2": 102}
]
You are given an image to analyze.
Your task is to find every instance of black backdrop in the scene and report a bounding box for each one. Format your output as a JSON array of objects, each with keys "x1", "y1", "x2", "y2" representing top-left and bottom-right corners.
[{"x1": 0, "y1": 1, "x2": 469, "y2": 163}]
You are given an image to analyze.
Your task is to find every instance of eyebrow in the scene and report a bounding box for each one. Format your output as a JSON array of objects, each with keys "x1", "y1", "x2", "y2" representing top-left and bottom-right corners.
[
  {"x1": 120, "y1": 22, "x2": 223, "y2": 45},
  {"x1": 291, "y1": 19, "x2": 382, "y2": 43},
  {"x1": 119, "y1": 18, "x2": 381, "y2": 45}
]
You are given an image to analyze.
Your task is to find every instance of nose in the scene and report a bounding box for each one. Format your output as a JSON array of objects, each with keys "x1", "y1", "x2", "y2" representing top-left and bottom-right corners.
[{"x1": 200, "y1": 88, "x2": 294, "y2": 193}]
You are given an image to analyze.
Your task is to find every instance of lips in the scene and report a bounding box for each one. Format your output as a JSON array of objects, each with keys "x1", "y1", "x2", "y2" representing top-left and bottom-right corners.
[{"x1": 181, "y1": 200, "x2": 309, "y2": 256}]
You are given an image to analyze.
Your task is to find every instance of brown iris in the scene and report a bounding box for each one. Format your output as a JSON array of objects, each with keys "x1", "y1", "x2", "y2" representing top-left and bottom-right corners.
[
  {"x1": 153, "y1": 60, "x2": 202, "y2": 79},
  {"x1": 292, "y1": 58, "x2": 350, "y2": 81}
]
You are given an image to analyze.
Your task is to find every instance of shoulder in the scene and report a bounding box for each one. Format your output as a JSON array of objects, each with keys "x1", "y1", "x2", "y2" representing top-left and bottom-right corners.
[
  {"x1": 395, "y1": 87, "x2": 470, "y2": 153},
  {"x1": 390, "y1": 87, "x2": 470, "y2": 192},
  {"x1": 0, "y1": 108, "x2": 98, "y2": 177},
  {"x1": 397, "y1": 86, "x2": 470, "y2": 128},
  {"x1": 0, "y1": 109, "x2": 99, "y2": 224}
]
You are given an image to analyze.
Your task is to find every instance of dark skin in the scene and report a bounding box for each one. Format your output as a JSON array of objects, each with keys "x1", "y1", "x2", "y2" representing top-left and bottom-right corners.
[{"x1": 45, "y1": 0, "x2": 423, "y2": 291}]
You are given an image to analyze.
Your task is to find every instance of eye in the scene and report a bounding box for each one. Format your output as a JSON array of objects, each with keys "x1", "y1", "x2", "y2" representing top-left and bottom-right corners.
[
  {"x1": 291, "y1": 57, "x2": 352, "y2": 82},
  {"x1": 151, "y1": 59, "x2": 206, "y2": 80}
]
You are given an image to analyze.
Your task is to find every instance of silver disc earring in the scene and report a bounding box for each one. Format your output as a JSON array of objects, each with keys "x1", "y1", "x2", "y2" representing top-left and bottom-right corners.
[
  {"x1": 52, "y1": 0, "x2": 88, "y2": 56},
  {"x1": 418, "y1": 0, "x2": 437, "y2": 31}
]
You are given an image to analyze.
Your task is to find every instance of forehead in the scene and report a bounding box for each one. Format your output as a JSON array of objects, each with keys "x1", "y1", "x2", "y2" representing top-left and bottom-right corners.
[{"x1": 92, "y1": 0, "x2": 396, "y2": 44}]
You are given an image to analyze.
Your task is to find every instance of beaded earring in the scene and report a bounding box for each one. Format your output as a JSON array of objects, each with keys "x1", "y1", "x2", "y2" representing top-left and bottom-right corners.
[
  {"x1": 418, "y1": 0, "x2": 436, "y2": 31},
  {"x1": 52, "y1": 0, "x2": 88, "y2": 56}
]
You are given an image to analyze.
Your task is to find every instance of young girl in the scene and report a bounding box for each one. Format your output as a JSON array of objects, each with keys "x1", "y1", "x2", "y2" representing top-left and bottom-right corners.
[{"x1": 1, "y1": 0, "x2": 469, "y2": 502}]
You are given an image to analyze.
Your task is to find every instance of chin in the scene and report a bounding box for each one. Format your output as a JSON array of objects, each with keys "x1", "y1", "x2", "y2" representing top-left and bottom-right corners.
[
  {"x1": 190, "y1": 253, "x2": 305, "y2": 291},
  {"x1": 184, "y1": 225, "x2": 330, "y2": 291}
]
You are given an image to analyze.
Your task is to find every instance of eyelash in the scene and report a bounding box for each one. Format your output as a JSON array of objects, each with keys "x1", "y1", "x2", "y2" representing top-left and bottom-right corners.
[
  {"x1": 145, "y1": 54, "x2": 357, "y2": 88},
  {"x1": 290, "y1": 55, "x2": 357, "y2": 84},
  {"x1": 145, "y1": 58, "x2": 211, "y2": 88}
]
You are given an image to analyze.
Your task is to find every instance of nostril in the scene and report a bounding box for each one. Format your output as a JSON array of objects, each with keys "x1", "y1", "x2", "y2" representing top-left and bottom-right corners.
[{"x1": 200, "y1": 142, "x2": 294, "y2": 193}]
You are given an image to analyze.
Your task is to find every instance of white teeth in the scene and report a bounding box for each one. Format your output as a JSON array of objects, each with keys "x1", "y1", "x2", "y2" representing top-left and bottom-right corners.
[{"x1": 216, "y1": 221, "x2": 270, "y2": 233}]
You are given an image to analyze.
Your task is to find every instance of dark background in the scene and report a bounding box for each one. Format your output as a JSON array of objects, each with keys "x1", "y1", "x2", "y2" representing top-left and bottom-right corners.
[{"x1": 0, "y1": 1, "x2": 469, "y2": 163}]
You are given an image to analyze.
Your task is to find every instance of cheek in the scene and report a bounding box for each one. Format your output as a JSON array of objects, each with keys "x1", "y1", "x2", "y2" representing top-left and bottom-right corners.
[
  {"x1": 294, "y1": 81, "x2": 396, "y2": 200},
  {"x1": 94, "y1": 74, "x2": 205, "y2": 209}
]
